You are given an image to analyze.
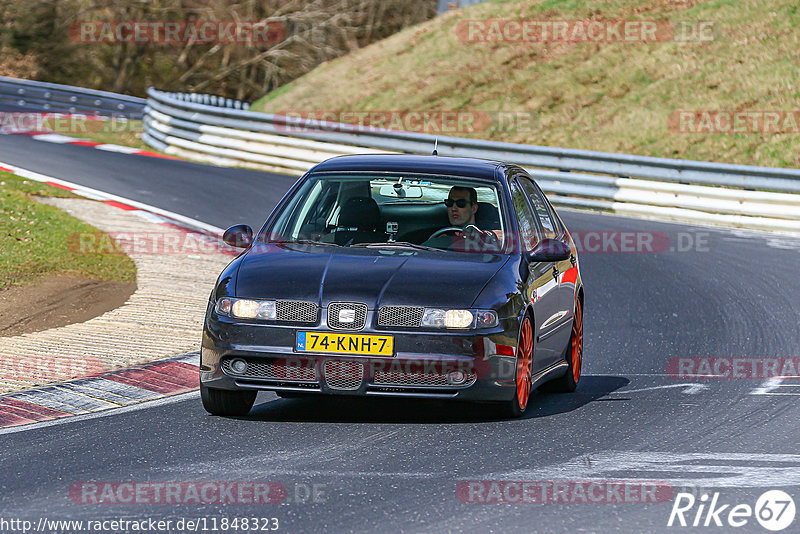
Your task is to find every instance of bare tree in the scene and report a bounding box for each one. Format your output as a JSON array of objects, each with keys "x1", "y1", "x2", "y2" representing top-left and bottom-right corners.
[{"x1": 0, "y1": 0, "x2": 437, "y2": 101}]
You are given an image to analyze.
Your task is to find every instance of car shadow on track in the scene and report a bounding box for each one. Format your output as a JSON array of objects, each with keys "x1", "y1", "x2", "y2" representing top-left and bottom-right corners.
[{"x1": 237, "y1": 375, "x2": 629, "y2": 424}]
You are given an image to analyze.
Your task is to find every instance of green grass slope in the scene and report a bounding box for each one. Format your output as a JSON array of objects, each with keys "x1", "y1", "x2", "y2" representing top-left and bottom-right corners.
[
  {"x1": 0, "y1": 172, "x2": 136, "y2": 289},
  {"x1": 253, "y1": 0, "x2": 800, "y2": 168}
]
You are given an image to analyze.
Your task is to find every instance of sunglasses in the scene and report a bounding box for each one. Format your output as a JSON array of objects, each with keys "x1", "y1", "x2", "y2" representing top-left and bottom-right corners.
[{"x1": 444, "y1": 198, "x2": 472, "y2": 208}]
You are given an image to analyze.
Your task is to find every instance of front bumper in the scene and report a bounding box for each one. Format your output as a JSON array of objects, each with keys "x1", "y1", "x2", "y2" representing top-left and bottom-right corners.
[{"x1": 201, "y1": 312, "x2": 520, "y2": 402}]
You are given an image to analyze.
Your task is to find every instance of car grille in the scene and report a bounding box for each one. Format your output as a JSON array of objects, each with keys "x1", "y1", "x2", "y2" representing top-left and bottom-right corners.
[
  {"x1": 323, "y1": 360, "x2": 364, "y2": 390},
  {"x1": 276, "y1": 300, "x2": 318, "y2": 323},
  {"x1": 377, "y1": 306, "x2": 424, "y2": 328},
  {"x1": 372, "y1": 369, "x2": 477, "y2": 387},
  {"x1": 327, "y1": 302, "x2": 367, "y2": 330},
  {"x1": 222, "y1": 358, "x2": 318, "y2": 382}
]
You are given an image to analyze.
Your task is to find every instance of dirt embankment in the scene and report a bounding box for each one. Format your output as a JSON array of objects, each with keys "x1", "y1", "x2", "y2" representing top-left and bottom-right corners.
[{"x1": 0, "y1": 275, "x2": 136, "y2": 337}]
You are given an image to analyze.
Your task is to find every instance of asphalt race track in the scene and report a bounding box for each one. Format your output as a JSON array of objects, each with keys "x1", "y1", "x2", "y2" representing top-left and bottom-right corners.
[
  {"x1": 1, "y1": 134, "x2": 800, "y2": 533},
  {"x1": 0, "y1": 134, "x2": 298, "y2": 231}
]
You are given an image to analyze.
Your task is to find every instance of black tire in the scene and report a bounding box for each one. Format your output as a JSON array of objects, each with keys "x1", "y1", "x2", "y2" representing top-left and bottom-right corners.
[
  {"x1": 200, "y1": 385, "x2": 257, "y2": 416},
  {"x1": 494, "y1": 390, "x2": 525, "y2": 419},
  {"x1": 543, "y1": 298, "x2": 583, "y2": 393}
]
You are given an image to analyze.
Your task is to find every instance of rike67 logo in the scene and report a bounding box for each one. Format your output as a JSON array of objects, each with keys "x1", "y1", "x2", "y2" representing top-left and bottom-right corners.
[{"x1": 668, "y1": 490, "x2": 796, "y2": 531}]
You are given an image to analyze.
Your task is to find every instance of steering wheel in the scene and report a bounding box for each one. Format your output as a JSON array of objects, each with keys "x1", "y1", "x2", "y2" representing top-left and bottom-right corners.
[
  {"x1": 429, "y1": 224, "x2": 500, "y2": 251},
  {"x1": 429, "y1": 226, "x2": 471, "y2": 239}
]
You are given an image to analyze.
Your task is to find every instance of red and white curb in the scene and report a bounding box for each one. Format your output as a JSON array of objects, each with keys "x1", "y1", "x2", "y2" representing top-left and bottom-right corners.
[
  {"x1": 0, "y1": 159, "x2": 224, "y2": 237},
  {"x1": 4, "y1": 131, "x2": 180, "y2": 160},
  {"x1": 0, "y1": 352, "x2": 200, "y2": 430},
  {"x1": 0, "y1": 162, "x2": 233, "y2": 431}
]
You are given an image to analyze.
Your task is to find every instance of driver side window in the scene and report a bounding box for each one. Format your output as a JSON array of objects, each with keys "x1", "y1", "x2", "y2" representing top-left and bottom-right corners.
[
  {"x1": 510, "y1": 179, "x2": 540, "y2": 251},
  {"x1": 519, "y1": 177, "x2": 556, "y2": 239}
]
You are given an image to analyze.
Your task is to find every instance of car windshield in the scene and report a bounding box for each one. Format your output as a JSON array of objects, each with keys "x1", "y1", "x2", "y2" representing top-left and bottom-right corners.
[{"x1": 262, "y1": 173, "x2": 508, "y2": 253}]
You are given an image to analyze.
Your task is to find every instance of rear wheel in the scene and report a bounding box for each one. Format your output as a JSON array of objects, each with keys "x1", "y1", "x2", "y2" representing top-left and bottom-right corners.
[
  {"x1": 545, "y1": 298, "x2": 583, "y2": 393},
  {"x1": 200, "y1": 385, "x2": 257, "y2": 416},
  {"x1": 494, "y1": 315, "x2": 534, "y2": 418}
]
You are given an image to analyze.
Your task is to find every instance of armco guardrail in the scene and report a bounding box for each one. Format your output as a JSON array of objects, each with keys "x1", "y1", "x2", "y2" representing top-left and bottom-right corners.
[
  {"x1": 141, "y1": 87, "x2": 797, "y2": 233},
  {"x1": 159, "y1": 91, "x2": 250, "y2": 111},
  {"x1": 0, "y1": 76, "x2": 145, "y2": 118}
]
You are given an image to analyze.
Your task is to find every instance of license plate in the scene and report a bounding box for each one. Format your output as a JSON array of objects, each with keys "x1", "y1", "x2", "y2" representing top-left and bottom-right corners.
[{"x1": 296, "y1": 332, "x2": 393, "y2": 356}]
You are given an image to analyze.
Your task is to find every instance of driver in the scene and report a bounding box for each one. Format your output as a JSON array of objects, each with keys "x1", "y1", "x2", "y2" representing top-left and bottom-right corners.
[
  {"x1": 423, "y1": 186, "x2": 500, "y2": 251},
  {"x1": 445, "y1": 186, "x2": 478, "y2": 227}
]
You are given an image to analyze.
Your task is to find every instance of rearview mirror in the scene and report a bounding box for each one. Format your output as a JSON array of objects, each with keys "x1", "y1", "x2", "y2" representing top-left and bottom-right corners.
[
  {"x1": 222, "y1": 224, "x2": 253, "y2": 248},
  {"x1": 378, "y1": 184, "x2": 423, "y2": 198},
  {"x1": 525, "y1": 238, "x2": 570, "y2": 263}
]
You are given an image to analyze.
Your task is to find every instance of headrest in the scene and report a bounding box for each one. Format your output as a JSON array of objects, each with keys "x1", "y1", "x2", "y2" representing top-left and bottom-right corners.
[
  {"x1": 338, "y1": 196, "x2": 381, "y2": 231},
  {"x1": 475, "y1": 201, "x2": 501, "y2": 230}
]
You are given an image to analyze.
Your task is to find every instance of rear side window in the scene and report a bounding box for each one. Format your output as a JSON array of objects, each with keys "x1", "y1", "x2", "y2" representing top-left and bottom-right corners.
[
  {"x1": 519, "y1": 177, "x2": 556, "y2": 238},
  {"x1": 509, "y1": 180, "x2": 539, "y2": 251}
]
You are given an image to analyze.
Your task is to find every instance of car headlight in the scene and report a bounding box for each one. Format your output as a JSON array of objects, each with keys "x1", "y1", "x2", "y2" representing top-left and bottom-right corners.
[
  {"x1": 215, "y1": 297, "x2": 276, "y2": 320},
  {"x1": 421, "y1": 308, "x2": 498, "y2": 329},
  {"x1": 214, "y1": 297, "x2": 232, "y2": 316},
  {"x1": 475, "y1": 310, "x2": 500, "y2": 328}
]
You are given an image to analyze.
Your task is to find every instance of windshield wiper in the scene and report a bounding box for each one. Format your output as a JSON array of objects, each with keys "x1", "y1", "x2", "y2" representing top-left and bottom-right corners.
[
  {"x1": 270, "y1": 239, "x2": 341, "y2": 247},
  {"x1": 349, "y1": 241, "x2": 443, "y2": 253}
]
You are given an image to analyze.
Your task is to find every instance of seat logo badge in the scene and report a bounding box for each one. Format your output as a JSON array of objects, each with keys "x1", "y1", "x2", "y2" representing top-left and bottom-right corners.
[{"x1": 339, "y1": 309, "x2": 356, "y2": 323}]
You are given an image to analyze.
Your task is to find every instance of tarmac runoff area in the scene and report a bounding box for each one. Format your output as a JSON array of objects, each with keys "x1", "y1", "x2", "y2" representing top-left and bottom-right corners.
[{"x1": 0, "y1": 197, "x2": 233, "y2": 422}]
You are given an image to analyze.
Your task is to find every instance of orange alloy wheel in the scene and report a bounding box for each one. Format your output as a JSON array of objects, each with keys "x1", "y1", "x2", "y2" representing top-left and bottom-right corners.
[
  {"x1": 516, "y1": 317, "x2": 534, "y2": 410},
  {"x1": 571, "y1": 299, "x2": 583, "y2": 383}
]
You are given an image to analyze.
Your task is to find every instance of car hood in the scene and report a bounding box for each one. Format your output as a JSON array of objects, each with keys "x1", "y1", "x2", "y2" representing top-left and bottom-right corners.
[{"x1": 235, "y1": 244, "x2": 509, "y2": 309}]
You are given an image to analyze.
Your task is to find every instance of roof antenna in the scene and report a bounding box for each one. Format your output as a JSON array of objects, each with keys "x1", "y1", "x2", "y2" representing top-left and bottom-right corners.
[{"x1": 432, "y1": 137, "x2": 439, "y2": 156}]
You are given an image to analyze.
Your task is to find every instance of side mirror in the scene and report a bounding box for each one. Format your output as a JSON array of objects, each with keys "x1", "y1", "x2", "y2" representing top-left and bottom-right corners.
[
  {"x1": 222, "y1": 224, "x2": 253, "y2": 248},
  {"x1": 525, "y1": 238, "x2": 570, "y2": 263}
]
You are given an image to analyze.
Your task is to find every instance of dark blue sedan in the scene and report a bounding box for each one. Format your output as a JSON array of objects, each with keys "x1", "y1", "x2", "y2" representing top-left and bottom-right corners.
[{"x1": 200, "y1": 154, "x2": 584, "y2": 418}]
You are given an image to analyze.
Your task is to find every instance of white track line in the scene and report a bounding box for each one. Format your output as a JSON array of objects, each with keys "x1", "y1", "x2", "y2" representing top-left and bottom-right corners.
[{"x1": 0, "y1": 159, "x2": 223, "y2": 235}]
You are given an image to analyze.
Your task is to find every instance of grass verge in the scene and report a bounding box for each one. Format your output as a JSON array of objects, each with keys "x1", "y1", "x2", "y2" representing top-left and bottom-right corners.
[
  {"x1": 252, "y1": 0, "x2": 800, "y2": 168},
  {"x1": 21, "y1": 116, "x2": 170, "y2": 154},
  {"x1": 0, "y1": 171, "x2": 137, "y2": 289},
  {"x1": 65, "y1": 118, "x2": 152, "y2": 150}
]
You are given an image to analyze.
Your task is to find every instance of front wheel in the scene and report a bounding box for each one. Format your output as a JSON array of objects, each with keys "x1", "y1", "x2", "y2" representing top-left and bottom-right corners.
[
  {"x1": 494, "y1": 315, "x2": 534, "y2": 418},
  {"x1": 201, "y1": 385, "x2": 257, "y2": 416},
  {"x1": 544, "y1": 298, "x2": 583, "y2": 393}
]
